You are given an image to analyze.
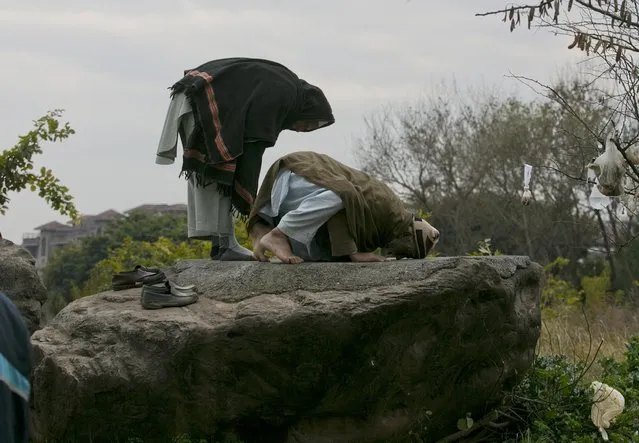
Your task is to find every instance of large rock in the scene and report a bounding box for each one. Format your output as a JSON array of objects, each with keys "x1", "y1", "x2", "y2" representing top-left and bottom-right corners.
[
  {"x1": 0, "y1": 238, "x2": 46, "y2": 333},
  {"x1": 31, "y1": 256, "x2": 542, "y2": 443}
]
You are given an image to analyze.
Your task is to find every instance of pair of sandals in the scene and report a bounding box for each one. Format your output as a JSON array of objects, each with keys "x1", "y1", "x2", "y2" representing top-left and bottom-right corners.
[{"x1": 111, "y1": 265, "x2": 198, "y2": 310}]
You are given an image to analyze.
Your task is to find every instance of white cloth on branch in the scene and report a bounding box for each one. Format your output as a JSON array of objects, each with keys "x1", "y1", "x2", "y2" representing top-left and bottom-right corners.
[{"x1": 588, "y1": 138, "x2": 627, "y2": 197}]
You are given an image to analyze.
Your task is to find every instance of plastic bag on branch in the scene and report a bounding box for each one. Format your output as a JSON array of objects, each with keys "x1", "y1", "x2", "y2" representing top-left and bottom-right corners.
[
  {"x1": 587, "y1": 138, "x2": 626, "y2": 197},
  {"x1": 521, "y1": 164, "x2": 532, "y2": 205},
  {"x1": 588, "y1": 168, "x2": 612, "y2": 211}
]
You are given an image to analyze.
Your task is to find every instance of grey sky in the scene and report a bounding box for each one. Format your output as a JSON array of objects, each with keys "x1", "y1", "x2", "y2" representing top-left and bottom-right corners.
[{"x1": 0, "y1": 0, "x2": 581, "y2": 243}]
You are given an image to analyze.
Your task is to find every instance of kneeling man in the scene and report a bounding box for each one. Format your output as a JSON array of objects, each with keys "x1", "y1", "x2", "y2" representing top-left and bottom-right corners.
[{"x1": 247, "y1": 151, "x2": 440, "y2": 264}]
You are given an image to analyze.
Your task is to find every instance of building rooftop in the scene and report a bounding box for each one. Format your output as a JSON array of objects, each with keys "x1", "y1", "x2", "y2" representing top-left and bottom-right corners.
[
  {"x1": 125, "y1": 204, "x2": 187, "y2": 214},
  {"x1": 71, "y1": 209, "x2": 123, "y2": 225},
  {"x1": 34, "y1": 209, "x2": 123, "y2": 231},
  {"x1": 32, "y1": 204, "x2": 183, "y2": 233},
  {"x1": 33, "y1": 221, "x2": 74, "y2": 231},
  {"x1": 94, "y1": 209, "x2": 124, "y2": 220}
]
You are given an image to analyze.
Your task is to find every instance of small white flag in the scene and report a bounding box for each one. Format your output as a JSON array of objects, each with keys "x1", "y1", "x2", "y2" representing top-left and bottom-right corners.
[{"x1": 522, "y1": 164, "x2": 533, "y2": 205}]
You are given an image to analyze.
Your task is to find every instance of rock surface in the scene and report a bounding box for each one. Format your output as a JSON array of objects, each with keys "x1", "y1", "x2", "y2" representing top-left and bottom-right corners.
[
  {"x1": 31, "y1": 256, "x2": 542, "y2": 443},
  {"x1": 0, "y1": 239, "x2": 46, "y2": 333}
]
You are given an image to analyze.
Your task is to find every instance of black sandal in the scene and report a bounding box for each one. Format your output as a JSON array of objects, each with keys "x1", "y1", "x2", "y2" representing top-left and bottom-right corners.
[{"x1": 111, "y1": 265, "x2": 166, "y2": 291}]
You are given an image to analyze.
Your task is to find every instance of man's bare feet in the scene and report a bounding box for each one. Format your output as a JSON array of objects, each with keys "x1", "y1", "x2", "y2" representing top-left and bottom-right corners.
[
  {"x1": 250, "y1": 222, "x2": 272, "y2": 262},
  {"x1": 259, "y1": 228, "x2": 304, "y2": 264}
]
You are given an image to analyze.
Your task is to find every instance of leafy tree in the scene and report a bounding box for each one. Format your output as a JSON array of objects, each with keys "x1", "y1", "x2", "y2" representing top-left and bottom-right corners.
[
  {"x1": 42, "y1": 235, "x2": 111, "y2": 302},
  {"x1": 75, "y1": 236, "x2": 209, "y2": 298},
  {"x1": 103, "y1": 210, "x2": 189, "y2": 243},
  {"x1": 43, "y1": 210, "x2": 252, "y2": 309},
  {"x1": 43, "y1": 212, "x2": 187, "y2": 305},
  {"x1": 74, "y1": 222, "x2": 252, "y2": 298},
  {"x1": 0, "y1": 109, "x2": 78, "y2": 221}
]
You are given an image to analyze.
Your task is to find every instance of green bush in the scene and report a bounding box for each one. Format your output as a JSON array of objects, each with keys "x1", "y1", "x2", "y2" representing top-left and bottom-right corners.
[
  {"x1": 497, "y1": 337, "x2": 639, "y2": 442},
  {"x1": 542, "y1": 257, "x2": 582, "y2": 307},
  {"x1": 421, "y1": 335, "x2": 639, "y2": 442}
]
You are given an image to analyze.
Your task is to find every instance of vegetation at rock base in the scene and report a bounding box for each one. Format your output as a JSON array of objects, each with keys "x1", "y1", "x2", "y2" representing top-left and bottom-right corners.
[
  {"x1": 497, "y1": 271, "x2": 639, "y2": 442},
  {"x1": 0, "y1": 110, "x2": 78, "y2": 222},
  {"x1": 407, "y1": 246, "x2": 639, "y2": 442},
  {"x1": 499, "y1": 341, "x2": 639, "y2": 443}
]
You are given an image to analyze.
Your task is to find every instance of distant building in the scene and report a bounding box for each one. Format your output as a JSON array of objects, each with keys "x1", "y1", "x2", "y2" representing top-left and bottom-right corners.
[
  {"x1": 21, "y1": 204, "x2": 186, "y2": 269},
  {"x1": 125, "y1": 203, "x2": 187, "y2": 216}
]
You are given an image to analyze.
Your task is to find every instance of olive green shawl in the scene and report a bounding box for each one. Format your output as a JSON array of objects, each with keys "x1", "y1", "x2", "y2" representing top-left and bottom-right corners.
[{"x1": 247, "y1": 151, "x2": 412, "y2": 252}]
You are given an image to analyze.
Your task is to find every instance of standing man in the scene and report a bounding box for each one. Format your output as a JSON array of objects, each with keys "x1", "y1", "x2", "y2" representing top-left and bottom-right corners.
[
  {"x1": 0, "y1": 291, "x2": 33, "y2": 443},
  {"x1": 157, "y1": 58, "x2": 334, "y2": 261}
]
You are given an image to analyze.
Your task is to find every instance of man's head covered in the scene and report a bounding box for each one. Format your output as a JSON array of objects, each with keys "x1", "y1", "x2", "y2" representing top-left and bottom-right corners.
[{"x1": 385, "y1": 215, "x2": 440, "y2": 259}]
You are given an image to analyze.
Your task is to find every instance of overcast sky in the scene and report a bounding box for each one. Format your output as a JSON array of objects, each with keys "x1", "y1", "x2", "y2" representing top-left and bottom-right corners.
[{"x1": 0, "y1": 0, "x2": 582, "y2": 243}]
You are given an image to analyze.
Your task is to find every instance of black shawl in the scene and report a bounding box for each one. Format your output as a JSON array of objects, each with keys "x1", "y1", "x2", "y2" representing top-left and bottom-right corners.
[{"x1": 170, "y1": 57, "x2": 335, "y2": 217}]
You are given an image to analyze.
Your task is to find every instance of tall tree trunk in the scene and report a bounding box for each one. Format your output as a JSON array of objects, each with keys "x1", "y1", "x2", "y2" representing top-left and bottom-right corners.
[
  {"x1": 596, "y1": 210, "x2": 619, "y2": 291},
  {"x1": 522, "y1": 208, "x2": 534, "y2": 258}
]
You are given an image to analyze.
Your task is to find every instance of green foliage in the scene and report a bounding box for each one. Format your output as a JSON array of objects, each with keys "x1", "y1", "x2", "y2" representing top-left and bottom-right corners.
[
  {"x1": 170, "y1": 435, "x2": 208, "y2": 443},
  {"x1": 43, "y1": 211, "x2": 252, "y2": 310},
  {"x1": 542, "y1": 257, "x2": 583, "y2": 307},
  {"x1": 492, "y1": 261, "x2": 637, "y2": 441},
  {"x1": 42, "y1": 235, "x2": 111, "y2": 303},
  {"x1": 43, "y1": 212, "x2": 192, "y2": 304},
  {"x1": 467, "y1": 238, "x2": 502, "y2": 256},
  {"x1": 542, "y1": 257, "x2": 626, "y2": 309},
  {"x1": 504, "y1": 355, "x2": 596, "y2": 442},
  {"x1": 0, "y1": 109, "x2": 77, "y2": 220},
  {"x1": 415, "y1": 208, "x2": 431, "y2": 220},
  {"x1": 410, "y1": 338, "x2": 639, "y2": 442},
  {"x1": 234, "y1": 218, "x2": 252, "y2": 250},
  {"x1": 600, "y1": 336, "x2": 639, "y2": 398},
  {"x1": 500, "y1": 338, "x2": 639, "y2": 442},
  {"x1": 419, "y1": 259, "x2": 637, "y2": 442},
  {"x1": 105, "y1": 210, "x2": 189, "y2": 243},
  {"x1": 581, "y1": 262, "x2": 625, "y2": 306},
  {"x1": 75, "y1": 236, "x2": 209, "y2": 298}
]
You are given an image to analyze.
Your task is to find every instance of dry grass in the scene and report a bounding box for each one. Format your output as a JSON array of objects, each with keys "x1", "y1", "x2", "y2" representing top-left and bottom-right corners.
[{"x1": 537, "y1": 303, "x2": 639, "y2": 377}]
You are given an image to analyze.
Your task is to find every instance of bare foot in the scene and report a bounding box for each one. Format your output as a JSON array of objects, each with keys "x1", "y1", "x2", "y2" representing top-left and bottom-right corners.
[
  {"x1": 250, "y1": 222, "x2": 272, "y2": 262},
  {"x1": 259, "y1": 228, "x2": 304, "y2": 264}
]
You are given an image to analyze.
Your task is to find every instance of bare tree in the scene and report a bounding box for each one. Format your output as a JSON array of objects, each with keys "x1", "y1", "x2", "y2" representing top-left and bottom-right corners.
[
  {"x1": 356, "y1": 81, "x2": 603, "y2": 274},
  {"x1": 477, "y1": 0, "x2": 639, "y2": 201}
]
